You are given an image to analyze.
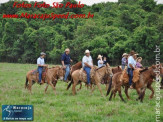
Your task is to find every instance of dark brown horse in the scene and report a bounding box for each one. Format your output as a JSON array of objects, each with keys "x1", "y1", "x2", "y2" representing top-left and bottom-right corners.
[
  {"x1": 104, "y1": 65, "x2": 122, "y2": 90},
  {"x1": 106, "y1": 65, "x2": 156, "y2": 102}
]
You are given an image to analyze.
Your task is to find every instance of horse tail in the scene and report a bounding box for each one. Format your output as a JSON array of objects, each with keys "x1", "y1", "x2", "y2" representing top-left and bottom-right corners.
[
  {"x1": 67, "y1": 79, "x2": 73, "y2": 90},
  {"x1": 106, "y1": 77, "x2": 112, "y2": 96},
  {"x1": 25, "y1": 77, "x2": 28, "y2": 89}
]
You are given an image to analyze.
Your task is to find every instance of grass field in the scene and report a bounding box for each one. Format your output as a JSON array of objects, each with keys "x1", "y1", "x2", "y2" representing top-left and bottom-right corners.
[{"x1": 0, "y1": 63, "x2": 162, "y2": 122}]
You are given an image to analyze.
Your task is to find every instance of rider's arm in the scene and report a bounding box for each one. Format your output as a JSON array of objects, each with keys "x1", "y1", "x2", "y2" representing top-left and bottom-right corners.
[
  {"x1": 62, "y1": 61, "x2": 65, "y2": 67},
  {"x1": 129, "y1": 64, "x2": 135, "y2": 70},
  {"x1": 84, "y1": 62, "x2": 93, "y2": 68}
]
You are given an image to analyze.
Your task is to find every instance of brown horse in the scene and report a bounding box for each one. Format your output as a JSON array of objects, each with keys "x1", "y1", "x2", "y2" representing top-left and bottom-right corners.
[
  {"x1": 106, "y1": 65, "x2": 156, "y2": 102},
  {"x1": 112, "y1": 66, "x2": 122, "y2": 74},
  {"x1": 25, "y1": 66, "x2": 64, "y2": 94},
  {"x1": 67, "y1": 61, "x2": 82, "y2": 90},
  {"x1": 103, "y1": 65, "x2": 122, "y2": 91},
  {"x1": 71, "y1": 64, "x2": 113, "y2": 96}
]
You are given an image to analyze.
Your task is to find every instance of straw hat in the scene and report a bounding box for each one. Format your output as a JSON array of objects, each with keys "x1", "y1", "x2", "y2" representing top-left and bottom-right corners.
[
  {"x1": 136, "y1": 57, "x2": 142, "y2": 61},
  {"x1": 122, "y1": 53, "x2": 128, "y2": 57},
  {"x1": 97, "y1": 55, "x2": 103, "y2": 59},
  {"x1": 65, "y1": 48, "x2": 70, "y2": 52},
  {"x1": 130, "y1": 50, "x2": 136, "y2": 55},
  {"x1": 85, "y1": 49, "x2": 90, "y2": 54}
]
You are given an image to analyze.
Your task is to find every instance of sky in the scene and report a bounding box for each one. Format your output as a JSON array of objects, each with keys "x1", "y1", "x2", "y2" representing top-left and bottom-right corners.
[{"x1": 0, "y1": 0, "x2": 163, "y2": 6}]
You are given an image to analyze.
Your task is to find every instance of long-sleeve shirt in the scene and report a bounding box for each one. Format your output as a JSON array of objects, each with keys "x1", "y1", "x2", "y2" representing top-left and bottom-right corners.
[
  {"x1": 136, "y1": 62, "x2": 142, "y2": 68},
  {"x1": 121, "y1": 57, "x2": 127, "y2": 65}
]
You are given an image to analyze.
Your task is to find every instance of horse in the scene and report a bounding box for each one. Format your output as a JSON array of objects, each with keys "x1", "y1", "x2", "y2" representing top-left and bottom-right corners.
[
  {"x1": 105, "y1": 65, "x2": 122, "y2": 90},
  {"x1": 71, "y1": 64, "x2": 113, "y2": 96},
  {"x1": 67, "y1": 61, "x2": 82, "y2": 90},
  {"x1": 106, "y1": 65, "x2": 156, "y2": 102},
  {"x1": 112, "y1": 66, "x2": 122, "y2": 74},
  {"x1": 25, "y1": 66, "x2": 64, "y2": 94}
]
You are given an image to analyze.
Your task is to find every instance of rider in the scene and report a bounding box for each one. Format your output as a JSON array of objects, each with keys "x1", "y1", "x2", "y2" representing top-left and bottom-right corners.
[
  {"x1": 121, "y1": 53, "x2": 128, "y2": 70},
  {"x1": 97, "y1": 55, "x2": 104, "y2": 68},
  {"x1": 127, "y1": 50, "x2": 136, "y2": 89},
  {"x1": 82, "y1": 49, "x2": 93, "y2": 86},
  {"x1": 37, "y1": 52, "x2": 47, "y2": 85},
  {"x1": 61, "y1": 48, "x2": 73, "y2": 82}
]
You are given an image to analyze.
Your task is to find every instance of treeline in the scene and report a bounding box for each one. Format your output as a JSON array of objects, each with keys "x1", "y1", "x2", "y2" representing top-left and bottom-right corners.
[{"x1": 0, "y1": 0, "x2": 162, "y2": 65}]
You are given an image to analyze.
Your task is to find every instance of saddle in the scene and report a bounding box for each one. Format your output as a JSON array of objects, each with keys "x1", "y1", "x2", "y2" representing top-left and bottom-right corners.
[
  {"x1": 79, "y1": 67, "x2": 96, "y2": 83},
  {"x1": 120, "y1": 67, "x2": 141, "y2": 83},
  {"x1": 31, "y1": 67, "x2": 47, "y2": 82}
]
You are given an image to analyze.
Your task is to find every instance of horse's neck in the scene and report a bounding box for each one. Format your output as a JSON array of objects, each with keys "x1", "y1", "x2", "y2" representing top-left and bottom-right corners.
[
  {"x1": 141, "y1": 69, "x2": 154, "y2": 80},
  {"x1": 96, "y1": 67, "x2": 106, "y2": 77}
]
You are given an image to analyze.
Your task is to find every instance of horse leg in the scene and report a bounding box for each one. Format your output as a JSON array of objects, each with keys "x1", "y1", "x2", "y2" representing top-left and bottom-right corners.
[
  {"x1": 136, "y1": 88, "x2": 141, "y2": 101},
  {"x1": 140, "y1": 88, "x2": 146, "y2": 102},
  {"x1": 28, "y1": 80, "x2": 32, "y2": 94},
  {"x1": 106, "y1": 84, "x2": 109, "y2": 91},
  {"x1": 118, "y1": 88, "x2": 125, "y2": 102},
  {"x1": 91, "y1": 84, "x2": 96, "y2": 94},
  {"x1": 45, "y1": 83, "x2": 49, "y2": 93},
  {"x1": 77, "y1": 82, "x2": 82, "y2": 91},
  {"x1": 147, "y1": 84, "x2": 154, "y2": 99},
  {"x1": 96, "y1": 82, "x2": 104, "y2": 97},
  {"x1": 49, "y1": 82, "x2": 57, "y2": 95},
  {"x1": 109, "y1": 90, "x2": 114, "y2": 101},
  {"x1": 72, "y1": 80, "x2": 78, "y2": 95},
  {"x1": 125, "y1": 85, "x2": 130, "y2": 100},
  {"x1": 53, "y1": 81, "x2": 57, "y2": 87},
  {"x1": 113, "y1": 91, "x2": 117, "y2": 98}
]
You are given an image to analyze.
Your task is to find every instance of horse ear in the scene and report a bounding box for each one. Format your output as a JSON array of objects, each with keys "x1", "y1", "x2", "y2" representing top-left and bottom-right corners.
[
  {"x1": 106, "y1": 63, "x2": 110, "y2": 67},
  {"x1": 151, "y1": 65, "x2": 156, "y2": 69}
]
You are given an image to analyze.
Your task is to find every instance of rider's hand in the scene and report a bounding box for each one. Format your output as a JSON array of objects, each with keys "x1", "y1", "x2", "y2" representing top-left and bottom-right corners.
[
  {"x1": 70, "y1": 59, "x2": 73, "y2": 62},
  {"x1": 63, "y1": 65, "x2": 66, "y2": 69}
]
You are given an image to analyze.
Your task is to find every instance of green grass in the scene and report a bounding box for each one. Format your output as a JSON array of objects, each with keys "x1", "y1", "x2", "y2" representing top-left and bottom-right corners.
[{"x1": 0, "y1": 63, "x2": 163, "y2": 122}]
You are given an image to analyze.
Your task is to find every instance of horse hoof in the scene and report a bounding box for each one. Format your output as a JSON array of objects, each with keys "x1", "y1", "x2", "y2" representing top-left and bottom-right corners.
[{"x1": 149, "y1": 96, "x2": 153, "y2": 99}]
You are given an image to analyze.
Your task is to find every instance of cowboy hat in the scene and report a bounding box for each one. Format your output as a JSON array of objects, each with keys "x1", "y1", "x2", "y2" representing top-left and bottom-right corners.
[
  {"x1": 65, "y1": 48, "x2": 70, "y2": 52},
  {"x1": 136, "y1": 57, "x2": 142, "y2": 61},
  {"x1": 130, "y1": 50, "x2": 136, "y2": 55},
  {"x1": 85, "y1": 49, "x2": 90, "y2": 54},
  {"x1": 40, "y1": 52, "x2": 46, "y2": 56},
  {"x1": 97, "y1": 55, "x2": 103, "y2": 59},
  {"x1": 122, "y1": 53, "x2": 128, "y2": 57}
]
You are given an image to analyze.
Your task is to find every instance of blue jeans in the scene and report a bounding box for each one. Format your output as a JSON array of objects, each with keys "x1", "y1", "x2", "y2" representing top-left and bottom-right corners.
[
  {"x1": 122, "y1": 65, "x2": 125, "y2": 70},
  {"x1": 84, "y1": 66, "x2": 91, "y2": 84},
  {"x1": 127, "y1": 68, "x2": 133, "y2": 86},
  {"x1": 38, "y1": 66, "x2": 43, "y2": 83},
  {"x1": 64, "y1": 64, "x2": 70, "y2": 80}
]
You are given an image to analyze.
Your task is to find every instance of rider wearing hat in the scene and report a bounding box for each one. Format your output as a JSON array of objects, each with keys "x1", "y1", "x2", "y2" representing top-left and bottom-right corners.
[
  {"x1": 127, "y1": 50, "x2": 136, "y2": 89},
  {"x1": 61, "y1": 48, "x2": 73, "y2": 82},
  {"x1": 82, "y1": 49, "x2": 93, "y2": 86},
  {"x1": 97, "y1": 55, "x2": 104, "y2": 68},
  {"x1": 37, "y1": 52, "x2": 47, "y2": 85},
  {"x1": 121, "y1": 53, "x2": 128, "y2": 70}
]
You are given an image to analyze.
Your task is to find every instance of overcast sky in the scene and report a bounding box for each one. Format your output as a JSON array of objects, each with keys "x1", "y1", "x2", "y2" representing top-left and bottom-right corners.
[{"x1": 0, "y1": 0, "x2": 163, "y2": 5}]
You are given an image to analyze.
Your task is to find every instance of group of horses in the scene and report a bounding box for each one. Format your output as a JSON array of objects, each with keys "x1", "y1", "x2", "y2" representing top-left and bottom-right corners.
[{"x1": 25, "y1": 62, "x2": 163, "y2": 102}]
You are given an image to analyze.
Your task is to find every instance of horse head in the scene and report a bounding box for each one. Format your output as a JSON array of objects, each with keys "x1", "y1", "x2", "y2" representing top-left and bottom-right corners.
[
  {"x1": 57, "y1": 67, "x2": 65, "y2": 80},
  {"x1": 106, "y1": 63, "x2": 113, "y2": 77}
]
